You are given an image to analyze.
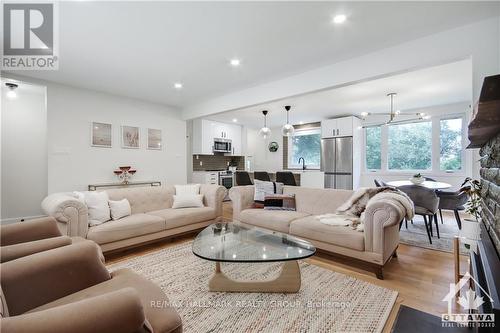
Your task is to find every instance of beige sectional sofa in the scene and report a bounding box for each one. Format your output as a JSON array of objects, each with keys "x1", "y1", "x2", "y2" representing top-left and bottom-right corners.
[
  {"x1": 230, "y1": 185, "x2": 405, "y2": 279},
  {"x1": 42, "y1": 185, "x2": 226, "y2": 253}
]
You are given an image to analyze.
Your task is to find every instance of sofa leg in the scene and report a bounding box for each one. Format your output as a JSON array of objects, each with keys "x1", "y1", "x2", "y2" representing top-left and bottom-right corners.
[
  {"x1": 375, "y1": 267, "x2": 384, "y2": 280},
  {"x1": 392, "y1": 250, "x2": 398, "y2": 258}
]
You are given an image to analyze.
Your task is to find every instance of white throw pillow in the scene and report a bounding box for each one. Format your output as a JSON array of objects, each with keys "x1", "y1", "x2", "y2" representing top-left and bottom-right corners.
[
  {"x1": 175, "y1": 184, "x2": 200, "y2": 196},
  {"x1": 108, "y1": 198, "x2": 132, "y2": 220},
  {"x1": 84, "y1": 191, "x2": 111, "y2": 226},
  {"x1": 254, "y1": 179, "x2": 284, "y2": 202},
  {"x1": 71, "y1": 191, "x2": 86, "y2": 204},
  {"x1": 172, "y1": 194, "x2": 204, "y2": 209}
]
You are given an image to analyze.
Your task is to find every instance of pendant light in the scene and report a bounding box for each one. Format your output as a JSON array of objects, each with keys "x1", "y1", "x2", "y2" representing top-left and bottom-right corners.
[
  {"x1": 281, "y1": 105, "x2": 295, "y2": 137},
  {"x1": 259, "y1": 110, "x2": 272, "y2": 139}
]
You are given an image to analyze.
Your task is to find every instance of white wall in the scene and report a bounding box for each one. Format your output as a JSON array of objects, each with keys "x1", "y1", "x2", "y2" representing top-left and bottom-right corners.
[
  {"x1": 46, "y1": 83, "x2": 187, "y2": 193},
  {"x1": 245, "y1": 127, "x2": 283, "y2": 172},
  {"x1": 2, "y1": 75, "x2": 187, "y2": 221},
  {"x1": 1, "y1": 83, "x2": 47, "y2": 221},
  {"x1": 183, "y1": 17, "x2": 499, "y2": 120}
]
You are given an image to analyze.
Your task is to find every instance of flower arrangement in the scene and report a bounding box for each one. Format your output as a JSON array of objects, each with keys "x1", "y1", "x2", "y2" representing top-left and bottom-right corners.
[
  {"x1": 113, "y1": 166, "x2": 137, "y2": 184},
  {"x1": 410, "y1": 173, "x2": 424, "y2": 184}
]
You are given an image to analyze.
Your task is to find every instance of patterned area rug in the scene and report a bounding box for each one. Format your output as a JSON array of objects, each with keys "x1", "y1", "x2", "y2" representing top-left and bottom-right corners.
[
  {"x1": 109, "y1": 241, "x2": 398, "y2": 333},
  {"x1": 399, "y1": 215, "x2": 468, "y2": 255}
]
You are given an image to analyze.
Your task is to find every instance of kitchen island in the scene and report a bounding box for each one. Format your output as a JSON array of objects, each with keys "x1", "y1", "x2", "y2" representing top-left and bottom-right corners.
[{"x1": 246, "y1": 170, "x2": 324, "y2": 188}]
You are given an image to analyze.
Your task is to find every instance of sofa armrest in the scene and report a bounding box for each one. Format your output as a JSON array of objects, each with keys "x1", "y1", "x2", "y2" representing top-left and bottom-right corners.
[
  {"x1": 0, "y1": 288, "x2": 146, "y2": 333},
  {"x1": 0, "y1": 217, "x2": 62, "y2": 246},
  {"x1": 363, "y1": 200, "x2": 404, "y2": 262},
  {"x1": 41, "y1": 193, "x2": 89, "y2": 237},
  {"x1": 1, "y1": 236, "x2": 72, "y2": 263},
  {"x1": 229, "y1": 186, "x2": 255, "y2": 220},
  {"x1": 1, "y1": 241, "x2": 110, "y2": 316},
  {"x1": 200, "y1": 184, "x2": 226, "y2": 218}
]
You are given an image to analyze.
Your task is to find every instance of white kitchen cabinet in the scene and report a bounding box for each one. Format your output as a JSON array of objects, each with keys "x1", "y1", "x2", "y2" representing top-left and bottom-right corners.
[
  {"x1": 192, "y1": 119, "x2": 243, "y2": 156},
  {"x1": 337, "y1": 117, "x2": 353, "y2": 136},
  {"x1": 321, "y1": 116, "x2": 355, "y2": 138},
  {"x1": 225, "y1": 124, "x2": 242, "y2": 156},
  {"x1": 192, "y1": 171, "x2": 219, "y2": 185},
  {"x1": 321, "y1": 119, "x2": 337, "y2": 138},
  {"x1": 192, "y1": 119, "x2": 215, "y2": 155}
]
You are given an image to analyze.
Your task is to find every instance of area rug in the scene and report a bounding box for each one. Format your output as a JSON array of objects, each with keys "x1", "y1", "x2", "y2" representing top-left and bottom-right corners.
[
  {"x1": 109, "y1": 241, "x2": 398, "y2": 333},
  {"x1": 399, "y1": 216, "x2": 468, "y2": 255}
]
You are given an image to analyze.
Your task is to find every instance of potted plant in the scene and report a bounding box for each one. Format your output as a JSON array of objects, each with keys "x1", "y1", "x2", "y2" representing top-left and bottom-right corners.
[
  {"x1": 410, "y1": 173, "x2": 424, "y2": 184},
  {"x1": 461, "y1": 177, "x2": 482, "y2": 221}
]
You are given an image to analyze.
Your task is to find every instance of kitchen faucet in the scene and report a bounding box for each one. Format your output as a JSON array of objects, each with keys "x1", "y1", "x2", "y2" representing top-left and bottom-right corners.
[{"x1": 298, "y1": 157, "x2": 306, "y2": 170}]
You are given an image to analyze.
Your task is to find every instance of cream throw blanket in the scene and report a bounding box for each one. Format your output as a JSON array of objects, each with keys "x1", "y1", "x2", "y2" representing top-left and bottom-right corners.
[{"x1": 316, "y1": 187, "x2": 414, "y2": 232}]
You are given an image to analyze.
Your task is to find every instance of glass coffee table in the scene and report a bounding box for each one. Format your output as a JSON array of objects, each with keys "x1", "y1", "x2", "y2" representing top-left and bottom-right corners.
[{"x1": 192, "y1": 222, "x2": 316, "y2": 293}]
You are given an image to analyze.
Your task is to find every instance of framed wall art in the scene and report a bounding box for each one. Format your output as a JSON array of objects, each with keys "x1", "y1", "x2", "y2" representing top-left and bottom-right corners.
[
  {"x1": 147, "y1": 128, "x2": 162, "y2": 150},
  {"x1": 121, "y1": 125, "x2": 140, "y2": 149},
  {"x1": 91, "y1": 122, "x2": 112, "y2": 148}
]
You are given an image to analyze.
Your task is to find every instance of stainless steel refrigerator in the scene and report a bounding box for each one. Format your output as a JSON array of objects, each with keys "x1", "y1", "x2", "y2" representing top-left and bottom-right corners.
[{"x1": 321, "y1": 137, "x2": 353, "y2": 190}]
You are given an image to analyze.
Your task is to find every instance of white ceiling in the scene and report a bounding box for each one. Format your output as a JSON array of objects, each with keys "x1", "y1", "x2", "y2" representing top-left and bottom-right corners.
[
  {"x1": 206, "y1": 59, "x2": 472, "y2": 128},
  {"x1": 6, "y1": 1, "x2": 497, "y2": 108}
]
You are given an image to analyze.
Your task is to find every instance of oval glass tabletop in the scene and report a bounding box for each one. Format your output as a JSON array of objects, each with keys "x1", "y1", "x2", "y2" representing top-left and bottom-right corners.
[
  {"x1": 386, "y1": 180, "x2": 451, "y2": 189},
  {"x1": 192, "y1": 222, "x2": 316, "y2": 263}
]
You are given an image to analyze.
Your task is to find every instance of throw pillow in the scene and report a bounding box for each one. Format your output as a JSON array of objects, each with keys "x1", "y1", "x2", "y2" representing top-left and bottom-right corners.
[
  {"x1": 175, "y1": 184, "x2": 200, "y2": 196},
  {"x1": 264, "y1": 194, "x2": 296, "y2": 211},
  {"x1": 84, "y1": 191, "x2": 111, "y2": 226},
  {"x1": 254, "y1": 179, "x2": 284, "y2": 203},
  {"x1": 108, "y1": 198, "x2": 132, "y2": 220},
  {"x1": 172, "y1": 194, "x2": 204, "y2": 209}
]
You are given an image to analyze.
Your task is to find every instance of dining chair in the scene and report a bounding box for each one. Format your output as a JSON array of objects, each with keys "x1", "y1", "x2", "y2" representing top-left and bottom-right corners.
[
  {"x1": 254, "y1": 171, "x2": 271, "y2": 182},
  {"x1": 374, "y1": 179, "x2": 389, "y2": 187},
  {"x1": 235, "y1": 171, "x2": 253, "y2": 186},
  {"x1": 398, "y1": 185, "x2": 440, "y2": 244},
  {"x1": 437, "y1": 186, "x2": 470, "y2": 229},
  {"x1": 276, "y1": 172, "x2": 297, "y2": 186}
]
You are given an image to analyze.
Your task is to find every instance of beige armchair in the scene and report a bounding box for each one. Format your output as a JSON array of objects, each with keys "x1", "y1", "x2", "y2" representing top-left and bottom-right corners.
[
  {"x1": 0, "y1": 241, "x2": 182, "y2": 333},
  {"x1": 0, "y1": 217, "x2": 88, "y2": 263}
]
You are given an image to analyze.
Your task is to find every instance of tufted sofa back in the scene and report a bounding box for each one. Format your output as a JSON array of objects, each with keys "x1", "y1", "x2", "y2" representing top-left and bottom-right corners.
[{"x1": 106, "y1": 186, "x2": 175, "y2": 214}]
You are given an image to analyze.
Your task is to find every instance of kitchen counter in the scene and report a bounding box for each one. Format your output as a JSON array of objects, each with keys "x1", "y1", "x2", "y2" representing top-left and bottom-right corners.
[{"x1": 246, "y1": 170, "x2": 324, "y2": 188}]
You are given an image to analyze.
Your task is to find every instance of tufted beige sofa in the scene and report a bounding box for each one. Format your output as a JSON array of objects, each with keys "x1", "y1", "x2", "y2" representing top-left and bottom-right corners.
[
  {"x1": 229, "y1": 185, "x2": 405, "y2": 279},
  {"x1": 42, "y1": 185, "x2": 226, "y2": 253}
]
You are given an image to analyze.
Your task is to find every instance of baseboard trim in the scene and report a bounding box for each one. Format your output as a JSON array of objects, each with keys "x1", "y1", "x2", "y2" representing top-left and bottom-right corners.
[{"x1": 0, "y1": 215, "x2": 47, "y2": 225}]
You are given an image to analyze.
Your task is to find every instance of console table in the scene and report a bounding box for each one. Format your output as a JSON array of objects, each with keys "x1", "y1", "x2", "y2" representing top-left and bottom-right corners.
[{"x1": 88, "y1": 181, "x2": 161, "y2": 191}]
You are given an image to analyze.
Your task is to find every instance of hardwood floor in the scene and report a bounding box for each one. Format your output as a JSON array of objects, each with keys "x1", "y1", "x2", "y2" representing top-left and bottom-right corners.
[{"x1": 106, "y1": 201, "x2": 469, "y2": 332}]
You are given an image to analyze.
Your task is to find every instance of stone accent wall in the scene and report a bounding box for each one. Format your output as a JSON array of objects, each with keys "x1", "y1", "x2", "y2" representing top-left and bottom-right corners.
[{"x1": 479, "y1": 132, "x2": 500, "y2": 253}]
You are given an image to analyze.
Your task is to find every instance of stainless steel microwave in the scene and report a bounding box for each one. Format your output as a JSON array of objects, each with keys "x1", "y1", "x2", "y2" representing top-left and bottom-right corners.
[{"x1": 213, "y1": 138, "x2": 232, "y2": 153}]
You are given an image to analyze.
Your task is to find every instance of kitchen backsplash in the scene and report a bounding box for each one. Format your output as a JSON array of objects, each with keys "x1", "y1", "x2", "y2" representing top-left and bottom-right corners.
[{"x1": 193, "y1": 155, "x2": 245, "y2": 171}]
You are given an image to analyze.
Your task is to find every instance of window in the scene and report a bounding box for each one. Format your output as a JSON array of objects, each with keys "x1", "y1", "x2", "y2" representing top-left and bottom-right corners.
[
  {"x1": 440, "y1": 117, "x2": 463, "y2": 171},
  {"x1": 365, "y1": 127, "x2": 381, "y2": 170},
  {"x1": 288, "y1": 128, "x2": 321, "y2": 169},
  {"x1": 388, "y1": 121, "x2": 432, "y2": 170}
]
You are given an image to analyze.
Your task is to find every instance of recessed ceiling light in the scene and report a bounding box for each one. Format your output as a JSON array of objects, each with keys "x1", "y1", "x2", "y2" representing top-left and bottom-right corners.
[
  {"x1": 174, "y1": 83, "x2": 183, "y2": 89},
  {"x1": 299, "y1": 121, "x2": 304, "y2": 125},
  {"x1": 332, "y1": 14, "x2": 347, "y2": 24},
  {"x1": 230, "y1": 59, "x2": 241, "y2": 67},
  {"x1": 5, "y1": 82, "x2": 18, "y2": 99},
  {"x1": 232, "y1": 118, "x2": 238, "y2": 123},
  {"x1": 360, "y1": 112, "x2": 369, "y2": 117}
]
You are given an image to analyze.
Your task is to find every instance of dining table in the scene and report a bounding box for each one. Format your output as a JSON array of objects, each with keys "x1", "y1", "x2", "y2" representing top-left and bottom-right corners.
[{"x1": 386, "y1": 180, "x2": 452, "y2": 190}]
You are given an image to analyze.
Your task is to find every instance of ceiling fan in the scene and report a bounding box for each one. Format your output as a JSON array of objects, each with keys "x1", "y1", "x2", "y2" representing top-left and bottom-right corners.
[{"x1": 361, "y1": 93, "x2": 430, "y2": 128}]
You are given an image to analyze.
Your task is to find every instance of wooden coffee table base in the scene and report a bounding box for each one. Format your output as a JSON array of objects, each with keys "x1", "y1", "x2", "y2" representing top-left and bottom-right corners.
[{"x1": 208, "y1": 260, "x2": 301, "y2": 293}]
